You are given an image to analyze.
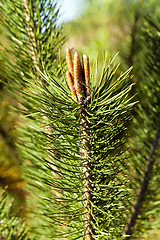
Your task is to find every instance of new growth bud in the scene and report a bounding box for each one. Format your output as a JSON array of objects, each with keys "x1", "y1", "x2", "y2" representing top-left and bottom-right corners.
[
  {"x1": 66, "y1": 48, "x2": 91, "y2": 104},
  {"x1": 82, "y1": 54, "x2": 90, "y2": 97}
]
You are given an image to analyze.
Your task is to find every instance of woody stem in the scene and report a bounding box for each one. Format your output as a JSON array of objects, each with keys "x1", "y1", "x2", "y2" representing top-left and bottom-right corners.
[
  {"x1": 80, "y1": 102, "x2": 94, "y2": 240},
  {"x1": 124, "y1": 123, "x2": 160, "y2": 239}
]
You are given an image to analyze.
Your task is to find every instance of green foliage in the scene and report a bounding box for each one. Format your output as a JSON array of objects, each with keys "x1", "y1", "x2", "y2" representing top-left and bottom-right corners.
[
  {"x1": 64, "y1": 1, "x2": 160, "y2": 238},
  {"x1": 0, "y1": 0, "x2": 64, "y2": 238},
  {"x1": 0, "y1": 1, "x2": 135, "y2": 238},
  {"x1": 17, "y1": 53, "x2": 134, "y2": 239},
  {"x1": 0, "y1": 0, "x2": 64, "y2": 77},
  {"x1": 0, "y1": 0, "x2": 64, "y2": 186}
]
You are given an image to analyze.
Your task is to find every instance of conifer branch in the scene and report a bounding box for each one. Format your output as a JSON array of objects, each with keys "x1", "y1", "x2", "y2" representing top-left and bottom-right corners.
[
  {"x1": 22, "y1": 0, "x2": 39, "y2": 72},
  {"x1": 125, "y1": 122, "x2": 160, "y2": 239},
  {"x1": 66, "y1": 48, "x2": 94, "y2": 239}
]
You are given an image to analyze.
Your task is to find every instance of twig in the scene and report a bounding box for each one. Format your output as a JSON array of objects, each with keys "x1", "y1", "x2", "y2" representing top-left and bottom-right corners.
[
  {"x1": 22, "y1": 0, "x2": 39, "y2": 72},
  {"x1": 124, "y1": 123, "x2": 160, "y2": 239}
]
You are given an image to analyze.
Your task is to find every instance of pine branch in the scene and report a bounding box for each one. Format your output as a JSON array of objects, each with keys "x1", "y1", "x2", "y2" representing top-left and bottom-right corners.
[
  {"x1": 0, "y1": 0, "x2": 64, "y2": 238},
  {"x1": 66, "y1": 48, "x2": 94, "y2": 239},
  {"x1": 15, "y1": 49, "x2": 134, "y2": 238},
  {"x1": 125, "y1": 121, "x2": 160, "y2": 239},
  {"x1": 1, "y1": 1, "x2": 134, "y2": 237},
  {"x1": 22, "y1": 0, "x2": 39, "y2": 72}
]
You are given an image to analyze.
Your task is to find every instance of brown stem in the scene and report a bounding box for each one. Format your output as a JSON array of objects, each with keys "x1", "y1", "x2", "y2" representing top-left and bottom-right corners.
[
  {"x1": 124, "y1": 124, "x2": 160, "y2": 239},
  {"x1": 80, "y1": 109, "x2": 94, "y2": 240}
]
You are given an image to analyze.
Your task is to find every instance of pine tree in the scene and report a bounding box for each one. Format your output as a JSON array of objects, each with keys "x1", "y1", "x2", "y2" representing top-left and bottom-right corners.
[
  {"x1": 3, "y1": 0, "x2": 160, "y2": 239},
  {"x1": 0, "y1": 0, "x2": 135, "y2": 239}
]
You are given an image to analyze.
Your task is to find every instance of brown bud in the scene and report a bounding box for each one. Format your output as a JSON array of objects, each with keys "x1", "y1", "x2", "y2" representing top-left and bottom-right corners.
[
  {"x1": 74, "y1": 51, "x2": 83, "y2": 102},
  {"x1": 66, "y1": 71, "x2": 77, "y2": 101},
  {"x1": 82, "y1": 54, "x2": 90, "y2": 96},
  {"x1": 66, "y1": 47, "x2": 74, "y2": 78}
]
